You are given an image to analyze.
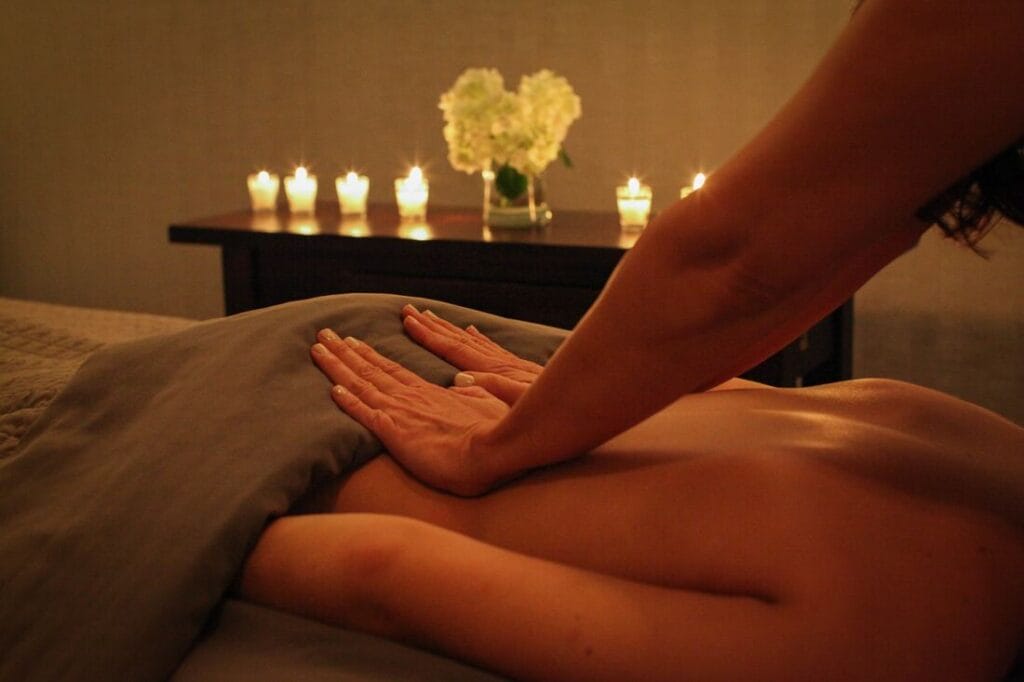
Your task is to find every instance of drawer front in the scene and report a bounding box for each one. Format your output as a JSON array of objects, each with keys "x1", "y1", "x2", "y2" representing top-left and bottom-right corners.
[{"x1": 255, "y1": 254, "x2": 596, "y2": 329}]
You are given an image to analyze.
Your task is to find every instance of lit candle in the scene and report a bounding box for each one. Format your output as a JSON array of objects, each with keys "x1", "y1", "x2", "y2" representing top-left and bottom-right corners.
[
  {"x1": 616, "y1": 176, "x2": 653, "y2": 230},
  {"x1": 618, "y1": 230, "x2": 641, "y2": 249},
  {"x1": 284, "y1": 166, "x2": 318, "y2": 213},
  {"x1": 340, "y1": 215, "x2": 371, "y2": 238},
  {"x1": 395, "y1": 166, "x2": 429, "y2": 219},
  {"x1": 246, "y1": 170, "x2": 279, "y2": 211},
  {"x1": 679, "y1": 171, "x2": 706, "y2": 199},
  {"x1": 252, "y1": 211, "x2": 282, "y2": 233},
  {"x1": 398, "y1": 221, "x2": 433, "y2": 241},
  {"x1": 336, "y1": 171, "x2": 370, "y2": 215},
  {"x1": 288, "y1": 215, "x2": 318, "y2": 235}
]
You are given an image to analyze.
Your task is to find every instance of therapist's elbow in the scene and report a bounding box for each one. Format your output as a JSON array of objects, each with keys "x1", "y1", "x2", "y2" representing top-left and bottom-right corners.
[
  {"x1": 646, "y1": 205, "x2": 797, "y2": 318},
  {"x1": 718, "y1": 252, "x2": 803, "y2": 315}
]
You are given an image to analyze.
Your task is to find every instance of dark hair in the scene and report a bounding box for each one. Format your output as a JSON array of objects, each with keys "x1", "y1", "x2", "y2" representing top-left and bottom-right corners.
[{"x1": 915, "y1": 138, "x2": 1024, "y2": 249}]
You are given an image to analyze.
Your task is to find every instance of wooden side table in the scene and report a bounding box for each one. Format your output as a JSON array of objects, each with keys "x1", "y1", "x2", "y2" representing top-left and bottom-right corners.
[{"x1": 169, "y1": 203, "x2": 852, "y2": 386}]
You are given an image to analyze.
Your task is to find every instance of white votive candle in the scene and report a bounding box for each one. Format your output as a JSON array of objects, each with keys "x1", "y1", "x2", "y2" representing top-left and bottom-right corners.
[
  {"x1": 616, "y1": 176, "x2": 653, "y2": 230},
  {"x1": 398, "y1": 220, "x2": 433, "y2": 241},
  {"x1": 247, "y1": 170, "x2": 279, "y2": 211},
  {"x1": 395, "y1": 166, "x2": 429, "y2": 219},
  {"x1": 340, "y1": 215, "x2": 371, "y2": 238},
  {"x1": 679, "y1": 171, "x2": 706, "y2": 199},
  {"x1": 336, "y1": 171, "x2": 370, "y2": 215},
  {"x1": 285, "y1": 166, "x2": 318, "y2": 213}
]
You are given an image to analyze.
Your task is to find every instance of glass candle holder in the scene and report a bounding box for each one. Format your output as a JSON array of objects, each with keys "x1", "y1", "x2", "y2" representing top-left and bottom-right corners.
[
  {"x1": 395, "y1": 166, "x2": 429, "y2": 219},
  {"x1": 679, "y1": 172, "x2": 706, "y2": 199},
  {"x1": 247, "y1": 170, "x2": 279, "y2": 211},
  {"x1": 284, "y1": 166, "x2": 318, "y2": 213},
  {"x1": 340, "y1": 215, "x2": 371, "y2": 238},
  {"x1": 397, "y1": 220, "x2": 433, "y2": 241},
  {"x1": 336, "y1": 171, "x2": 369, "y2": 215},
  {"x1": 616, "y1": 177, "x2": 653, "y2": 230}
]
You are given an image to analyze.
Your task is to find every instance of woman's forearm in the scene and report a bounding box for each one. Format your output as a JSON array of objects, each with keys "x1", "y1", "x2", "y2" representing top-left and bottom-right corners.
[
  {"x1": 473, "y1": 0, "x2": 1024, "y2": 489},
  {"x1": 477, "y1": 196, "x2": 922, "y2": 488}
]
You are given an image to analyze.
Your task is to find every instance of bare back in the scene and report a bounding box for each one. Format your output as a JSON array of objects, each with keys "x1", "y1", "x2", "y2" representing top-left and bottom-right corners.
[{"x1": 280, "y1": 378, "x2": 1024, "y2": 680}]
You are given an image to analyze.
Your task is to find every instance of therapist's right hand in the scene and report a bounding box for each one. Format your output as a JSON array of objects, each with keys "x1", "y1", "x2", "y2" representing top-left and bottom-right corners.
[{"x1": 311, "y1": 328, "x2": 509, "y2": 497}]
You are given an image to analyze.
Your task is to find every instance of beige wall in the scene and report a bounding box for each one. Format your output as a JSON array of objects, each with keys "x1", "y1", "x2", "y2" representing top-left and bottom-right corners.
[{"x1": 2, "y1": 1, "x2": 1021, "y2": 422}]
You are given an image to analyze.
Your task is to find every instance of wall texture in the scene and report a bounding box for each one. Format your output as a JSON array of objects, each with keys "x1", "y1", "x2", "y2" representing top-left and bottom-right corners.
[{"x1": 2, "y1": 1, "x2": 1021, "y2": 422}]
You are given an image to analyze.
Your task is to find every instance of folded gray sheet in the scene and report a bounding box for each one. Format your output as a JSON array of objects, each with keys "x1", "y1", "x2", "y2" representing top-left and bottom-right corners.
[
  {"x1": 0, "y1": 294, "x2": 565, "y2": 681},
  {"x1": 173, "y1": 599, "x2": 504, "y2": 682}
]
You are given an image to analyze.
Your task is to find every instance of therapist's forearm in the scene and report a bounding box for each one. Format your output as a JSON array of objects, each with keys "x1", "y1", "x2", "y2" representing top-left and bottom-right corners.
[
  {"x1": 475, "y1": 205, "x2": 759, "y2": 486},
  {"x1": 473, "y1": 194, "x2": 911, "y2": 489},
  {"x1": 467, "y1": 0, "x2": 1024, "y2": 490}
]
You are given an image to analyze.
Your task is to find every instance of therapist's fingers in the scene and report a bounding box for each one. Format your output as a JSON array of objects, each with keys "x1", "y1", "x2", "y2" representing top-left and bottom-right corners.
[
  {"x1": 402, "y1": 313, "x2": 489, "y2": 368},
  {"x1": 401, "y1": 306, "x2": 544, "y2": 387},
  {"x1": 328, "y1": 383, "x2": 392, "y2": 438},
  {"x1": 310, "y1": 343, "x2": 389, "y2": 406},
  {"x1": 326, "y1": 332, "x2": 426, "y2": 387},
  {"x1": 409, "y1": 307, "x2": 540, "y2": 367},
  {"x1": 453, "y1": 371, "x2": 530, "y2": 406},
  {"x1": 402, "y1": 306, "x2": 524, "y2": 369},
  {"x1": 315, "y1": 329, "x2": 408, "y2": 392},
  {"x1": 464, "y1": 325, "x2": 511, "y2": 355},
  {"x1": 403, "y1": 306, "x2": 493, "y2": 354}
]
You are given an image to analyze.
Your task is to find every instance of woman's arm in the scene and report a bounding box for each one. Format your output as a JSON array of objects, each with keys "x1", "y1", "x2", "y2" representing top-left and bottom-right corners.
[
  {"x1": 469, "y1": 0, "x2": 1024, "y2": 491},
  {"x1": 239, "y1": 513, "x2": 801, "y2": 682}
]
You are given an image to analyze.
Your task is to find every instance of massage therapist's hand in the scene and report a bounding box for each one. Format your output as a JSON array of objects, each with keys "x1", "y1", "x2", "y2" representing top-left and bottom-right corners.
[
  {"x1": 311, "y1": 328, "x2": 507, "y2": 496},
  {"x1": 401, "y1": 305, "x2": 542, "y2": 406}
]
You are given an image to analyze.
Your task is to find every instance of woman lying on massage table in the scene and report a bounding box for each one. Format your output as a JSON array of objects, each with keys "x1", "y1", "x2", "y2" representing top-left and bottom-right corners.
[
  {"x1": 242, "y1": 313, "x2": 1023, "y2": 682},
  {"x1": 240, "y1": 0, "x2": 1024, "y2": 679}
]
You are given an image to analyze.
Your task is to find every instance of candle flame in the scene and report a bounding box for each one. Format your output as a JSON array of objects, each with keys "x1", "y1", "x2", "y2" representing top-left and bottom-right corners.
[
  {"x1": 408, "y1": 166, "x2": 423, "y2": 184},
  {"x1": 693, "y1": 172, "x2": 706, "y2": 190},
  {"x1": 627, "y1": 177, "x2": 640, "y2": 194},
  {"x1": 257, "y1": 170, "x2": 270, "y2": 183},
  {"x1": 345, "y1": 171, "x2": 359, "y2": 184},
  {"x1": 295, "y1": 166, "x2": 308, "y2": 181}
]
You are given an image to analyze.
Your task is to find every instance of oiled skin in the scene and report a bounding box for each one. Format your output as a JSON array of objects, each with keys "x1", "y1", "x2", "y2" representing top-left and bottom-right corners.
[{"x1": 242, "y1": 379, "x2": 1024, "y2": 681}]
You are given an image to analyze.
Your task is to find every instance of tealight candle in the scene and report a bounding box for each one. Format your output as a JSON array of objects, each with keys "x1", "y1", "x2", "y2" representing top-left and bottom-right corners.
[
  {"x1": 340, "y1": 215, "x2": 371, "y2": 238},
  {"x1": 679, "y1": 171, "x2": 707, "y2": 199},
  {"x1": 616, "y1": 176, "x2": 653, "y2": 230},
  {"x1": 284, "y1": 166, "x2": 318, "y2": 213},
  {"x1": 247, "y1": 170, "x2": 280, "y2": 211},
  {"x1": 395, "y1": 166, "x2": 429, "y2": 219},
  {"x1": 398, "y1": 220, "x2": 433, "y2": 241},
  {"x1": 336, "y1": 171, "x2": 370, "y2": 215},
  {"x1": 288, "y1": 215, "x2": 318, "y2": 235}
]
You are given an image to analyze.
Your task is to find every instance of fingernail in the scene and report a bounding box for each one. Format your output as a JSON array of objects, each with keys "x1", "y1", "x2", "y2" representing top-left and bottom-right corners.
[
  {"x1": 467, "y1": 325, "x2": 478, "y2": 333},
  {"x1": 344, "y1": 336, "x2": 360, "y2": 348},
  {"x1": 424, "y1": 309, "x2": 439, "y2": 318},
  {"x1": 312, "y1": 343, "x2": 329, "y2": 355},
  {"x1": 320, "y1": 328, "x2": 340, "y2": 342},
  {"x1": 402, "y1": 304, "x2": 417, "y2": 315},
  {"x1": 454, "y1": 372, "x2": 475, "y2": 387},
  {"x1": 332, "y1": 384, "x2": 347, "y2": 396}
]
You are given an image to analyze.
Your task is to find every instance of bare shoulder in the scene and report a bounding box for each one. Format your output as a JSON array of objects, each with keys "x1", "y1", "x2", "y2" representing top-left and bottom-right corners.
[
  {"x1": 799, "y1": 378, "x2": 1024, "y2": 531},
  {"x1": 812, "y1": 377, "x2": 1022, "y2": 449}
]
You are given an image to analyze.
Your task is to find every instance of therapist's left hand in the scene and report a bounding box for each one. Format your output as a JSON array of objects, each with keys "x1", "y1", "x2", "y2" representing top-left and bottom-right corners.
[{"x1": 311, "y1": 328, "x2": 508, "y2": 496}]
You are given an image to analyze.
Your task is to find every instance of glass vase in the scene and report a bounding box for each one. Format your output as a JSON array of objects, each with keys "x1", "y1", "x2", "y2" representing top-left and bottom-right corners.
[{"x1": 482, "y1": 167, "x2": 551, "y2": 229}]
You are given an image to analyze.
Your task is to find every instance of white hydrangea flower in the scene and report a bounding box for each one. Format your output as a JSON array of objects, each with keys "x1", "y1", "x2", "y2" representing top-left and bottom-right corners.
[
  {"x1": 516, "y1": 70, "x2": 582, "y2": 174},
  {"x1": 439, "y1": 68, "x2": 581, "y2": 178},
  {"x1": 438, "y1": 68, "x2": 512, "y2": 174}
]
